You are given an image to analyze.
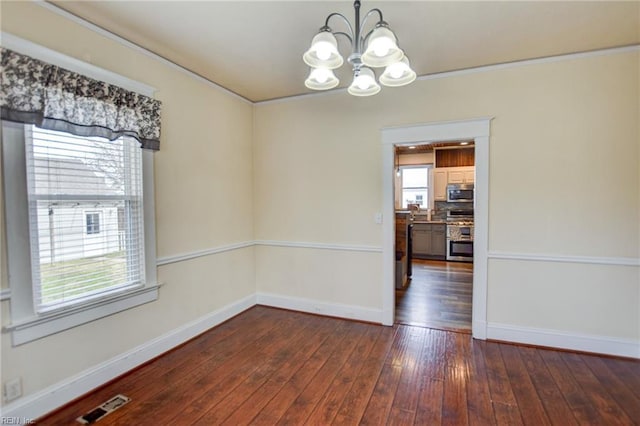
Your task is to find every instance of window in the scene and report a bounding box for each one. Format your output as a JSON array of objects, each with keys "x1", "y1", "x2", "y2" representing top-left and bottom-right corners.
[
  {"x1": 86, "y1": 213, "x2": 101, "y2": 235},
  {"x1": 2, "y1": 122, "x2": 158, "y2": 345},
  {"x1": 400, "y1": 166, "x2": 430, "y2": 209}
]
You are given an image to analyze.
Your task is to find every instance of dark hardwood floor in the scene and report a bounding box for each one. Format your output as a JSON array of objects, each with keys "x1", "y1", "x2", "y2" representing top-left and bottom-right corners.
[
  {"x1": 40, "y1": 306, "x2": 640, "y2": 425},
  {"x1": 396, "y1": 259, "x2": 473, "y2": 332}
]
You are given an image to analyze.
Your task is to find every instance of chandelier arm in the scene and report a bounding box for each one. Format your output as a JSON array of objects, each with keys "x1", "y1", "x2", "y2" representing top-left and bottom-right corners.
[
  {"x1": 324, "y1": 13, "x2": 355, "y2": 40},
  {"x1": 333, "y1": 31, "x2": 353, "y2": 45},
  {"x1": 361, "y1": 8, "x2": 384, "y2": 32}
]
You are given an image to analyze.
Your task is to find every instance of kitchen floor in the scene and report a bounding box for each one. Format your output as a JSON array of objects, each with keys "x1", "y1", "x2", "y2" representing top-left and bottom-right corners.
[{"x1": 395, "y1": 259, "x2": 473, "y2": 332}]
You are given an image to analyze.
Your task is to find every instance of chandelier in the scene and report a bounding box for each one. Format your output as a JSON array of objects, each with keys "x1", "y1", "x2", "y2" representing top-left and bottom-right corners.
[{"x1": 303, "y1": 0, "x2": 416, "y2": 96}]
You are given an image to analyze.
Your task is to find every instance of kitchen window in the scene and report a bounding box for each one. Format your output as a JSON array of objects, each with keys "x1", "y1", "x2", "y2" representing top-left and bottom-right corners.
[
  {"x1": 399, "y1": 166, "x2": 430, "y2": 209},
  {"x1": 2, "y1": 123, "x2": 158, "y2": 345}
]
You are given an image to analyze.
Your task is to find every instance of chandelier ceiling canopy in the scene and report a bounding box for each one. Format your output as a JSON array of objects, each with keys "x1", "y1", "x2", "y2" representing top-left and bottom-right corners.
[{"x1": 303, "y1": 0, "x2": 416, "y2": 97}]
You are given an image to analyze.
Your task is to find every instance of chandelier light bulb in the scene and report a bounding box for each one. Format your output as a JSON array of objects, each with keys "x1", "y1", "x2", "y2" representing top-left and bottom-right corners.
[
  {"x1": 355, "y1": 68, "x2": 375, "y2": 89},
  {"x1": 379, "y1": 56, "x2": 416, "y2": 87},
  {"x1": 348, "y1": 67, "x2": 381, "y2": 96},
  {"x1": 362, "y1": 26, "x2": 404, "y2": 67},
  {"x1": 388, "y1": 62, "x2": 405, "y2": 79},
  {"x1": 313, "y1": 68, "x2": 330, "y2": 83},
  {"x1": 303, "y1": 31, "x2": 343, "y2": 69},
  {"x1": 374, "y1": 44, "x2": 390, "y2": 57},
  {"x1": 357, "y1": 76, "x2": 371, "y2": 89},
  {"x1": 315, "y1": 42, "x2": 333, "y2": 61},
  {"x1": 372, "y1": 37, "x2": 393, "y2": 58},
  {"x1": 305, "y1": 67, "x2": 339, "y2": 90}
]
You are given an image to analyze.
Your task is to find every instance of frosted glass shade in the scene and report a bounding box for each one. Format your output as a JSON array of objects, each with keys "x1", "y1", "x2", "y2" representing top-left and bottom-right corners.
[
  {"x1": 303, "y1": 31, "x2": 343, "y2": 69},
  {"x1": 305, "y1": 68, "x2": 339, "y2": 90},
  {"x1": 362, "y1": 26, "x2": 404, "y2": 68},
  {"x1": 379, "y1": 57, "x2": 416, "y2": 87},
  {"x1": 347, "y1": 67, "x2": 381, "y2": 96}
]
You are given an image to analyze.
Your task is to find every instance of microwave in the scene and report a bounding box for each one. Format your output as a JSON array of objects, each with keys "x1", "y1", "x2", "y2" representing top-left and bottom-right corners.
[{"x1": 447, "y1": 184, "x2": 474, "y2": 203}]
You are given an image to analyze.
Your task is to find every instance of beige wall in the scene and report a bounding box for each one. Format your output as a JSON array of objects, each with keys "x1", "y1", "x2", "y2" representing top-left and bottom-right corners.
[
  {"x1": 254, "y1": 51, "x2": 639, "y2": 340},
  {"x1": 1, "y1": 2, "x2": 255, "y2": 403}
]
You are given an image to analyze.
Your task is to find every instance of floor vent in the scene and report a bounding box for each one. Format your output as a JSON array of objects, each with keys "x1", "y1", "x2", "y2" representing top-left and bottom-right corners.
[{"x1": 76, "y1": 394, "x2": 131, "y2": 424}]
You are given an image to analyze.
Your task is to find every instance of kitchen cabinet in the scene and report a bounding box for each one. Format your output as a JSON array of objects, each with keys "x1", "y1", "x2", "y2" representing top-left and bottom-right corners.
[
  {"x1": 464, "y1": 169, "x2": 475, "y2": 183},
  {"x1": 412, "y1": 223, "x2": 446, "y2": 259},
  {"x1": 434, "y1": 147, "x2": 475, "y2": 168},
  {"x1": 433, "y1": 170, "x2": 447, "y2": 201},
  {"x1": 447, "y1": 167, "x2": 475, "y2": 184}
]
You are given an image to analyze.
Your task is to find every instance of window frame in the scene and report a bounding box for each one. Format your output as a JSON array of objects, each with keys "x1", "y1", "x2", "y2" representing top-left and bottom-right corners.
[{"x1": 2, "y1": 121, "x2": 158, "y2": 345}]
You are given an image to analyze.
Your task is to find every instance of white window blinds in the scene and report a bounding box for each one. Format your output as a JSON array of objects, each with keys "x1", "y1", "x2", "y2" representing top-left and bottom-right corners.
[{"x1": 25, "y1": 126, "x2": 145, "y2": 313}]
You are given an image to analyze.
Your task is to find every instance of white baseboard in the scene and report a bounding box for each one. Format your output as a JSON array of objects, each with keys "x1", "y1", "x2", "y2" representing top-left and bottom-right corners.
[
  {"x1": 1, "y1": 293, "x2": 257, "y2": 420},
  {"x1": 472, "y1": 320, "x2": 488, "y2": 340},
  {"x1": 256, "y1": 292, "x2": 383, "y2": 325},
  {"x1": 487, "y1": 322, "x2": 640, "y2": 359}
]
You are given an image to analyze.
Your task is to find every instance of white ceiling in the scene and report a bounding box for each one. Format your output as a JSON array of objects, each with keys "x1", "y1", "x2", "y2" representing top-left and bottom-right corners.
[{"x1": 50, "y1": 1, "x2": 640, "y2": 102}]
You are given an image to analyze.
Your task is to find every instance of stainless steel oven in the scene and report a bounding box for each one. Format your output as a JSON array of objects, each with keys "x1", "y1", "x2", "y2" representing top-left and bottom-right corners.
[
  {"x1": 446, "y1": 224, "x2": 474, "y2": 262},
  {"x1": 447, "y1": 184, "x2": 474, "y2": 203}
]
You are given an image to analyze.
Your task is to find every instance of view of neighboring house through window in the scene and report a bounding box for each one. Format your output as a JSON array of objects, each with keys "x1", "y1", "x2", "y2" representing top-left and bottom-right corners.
[
  {"x1": 400, "y1": 166, "x2": 430, "y2": 208},
  {"x1": 26, "y1": 126, "x2": 145, "y2": 312}
]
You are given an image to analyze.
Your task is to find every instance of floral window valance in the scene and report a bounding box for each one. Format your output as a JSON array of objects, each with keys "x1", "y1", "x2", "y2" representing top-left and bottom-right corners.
[{"x1": 0, "y1": 48, "x2": 162, "y2": 150}]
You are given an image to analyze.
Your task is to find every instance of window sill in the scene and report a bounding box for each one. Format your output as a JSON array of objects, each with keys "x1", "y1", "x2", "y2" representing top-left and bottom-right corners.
[{"x1": 4, "y1": 284, "x2": 161, "y2": 346}]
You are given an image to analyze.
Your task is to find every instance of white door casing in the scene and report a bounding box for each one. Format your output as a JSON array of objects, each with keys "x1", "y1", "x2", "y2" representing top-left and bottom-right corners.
[{"x1": 381, "y1": 117, "x2": 492, "y2": 339}]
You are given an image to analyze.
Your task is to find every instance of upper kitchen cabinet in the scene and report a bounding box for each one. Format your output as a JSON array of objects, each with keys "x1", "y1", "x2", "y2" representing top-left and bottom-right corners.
[
  {"x1": 434, "y1": 146, "x2": 474, "y2": 168},
  {"x1": 447, "y1": 168, "x2": 475, "y2": 184},
  {"x1": 433, "y1": 170, "x2": 447, "y2": 201}
]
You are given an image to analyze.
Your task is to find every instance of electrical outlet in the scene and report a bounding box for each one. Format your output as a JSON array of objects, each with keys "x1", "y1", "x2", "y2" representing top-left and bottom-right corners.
[{"x1": 4, "y1": 377, "x2": 22, "y2": 402}]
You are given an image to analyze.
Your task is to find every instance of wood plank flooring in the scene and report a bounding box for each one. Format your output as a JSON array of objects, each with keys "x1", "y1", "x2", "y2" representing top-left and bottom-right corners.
[
  {"x1": 395, "y1": 260, "x2": 473, "y2": 332},
  {"x1": 39, "y1": 306, "x2": 640, "y2": 425}
]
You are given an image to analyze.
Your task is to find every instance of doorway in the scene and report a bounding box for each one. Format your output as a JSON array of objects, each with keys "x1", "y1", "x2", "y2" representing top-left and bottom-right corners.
[
  {"x1": 393, "y1": 141, "x2": 475, "y2": 332},
  {"x1": 381, "y1": 118, "x2": 492, "y2": 339}
]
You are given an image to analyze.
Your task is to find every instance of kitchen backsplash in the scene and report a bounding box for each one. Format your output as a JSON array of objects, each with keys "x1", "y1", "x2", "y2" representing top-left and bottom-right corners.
[
  {"x1": 412, "y1": 201, "x2": 473, "y2": 221},
  {"x1": 400, "y1": 201, "x2": 474, "y2": 221},
  {"x1": 435, "y1": 201, "x2": 473, "y2": 212}
]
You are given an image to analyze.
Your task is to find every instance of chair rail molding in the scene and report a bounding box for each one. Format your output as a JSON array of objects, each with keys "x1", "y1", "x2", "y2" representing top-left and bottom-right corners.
[{"x1": 488, "y1": 250, "x2": 640, "y2": 267}]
